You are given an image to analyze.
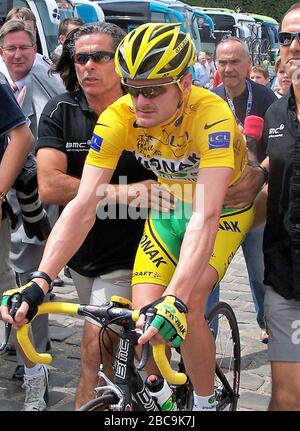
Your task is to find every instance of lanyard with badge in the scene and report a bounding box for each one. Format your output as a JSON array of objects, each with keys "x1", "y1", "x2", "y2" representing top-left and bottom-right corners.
[{"x1": 225, "y1": 79, "x2": 253, "y2": 127}]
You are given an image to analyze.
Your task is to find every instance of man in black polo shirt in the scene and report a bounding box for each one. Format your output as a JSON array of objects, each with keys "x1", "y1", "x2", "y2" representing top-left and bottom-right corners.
[
  {"x1": 212, "y1": 37, "x2": 277, "y2": 343},
  {"x1": 261, "y1": 4, "x2": 300, "y2": 411}
]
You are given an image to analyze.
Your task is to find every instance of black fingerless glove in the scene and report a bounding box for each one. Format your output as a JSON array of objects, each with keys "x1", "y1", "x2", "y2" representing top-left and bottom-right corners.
[{"x1": 20, "y1": 281, "x2": 45, "y2": 322}]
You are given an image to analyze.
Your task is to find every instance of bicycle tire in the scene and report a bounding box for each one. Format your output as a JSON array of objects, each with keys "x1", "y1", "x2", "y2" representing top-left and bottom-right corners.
[
  {"x1": 207, "y1": 301, "x2": 241, "y2": 411},
  {"x1": 79, "y1": 392, "x2": 119, "y2": 411}
]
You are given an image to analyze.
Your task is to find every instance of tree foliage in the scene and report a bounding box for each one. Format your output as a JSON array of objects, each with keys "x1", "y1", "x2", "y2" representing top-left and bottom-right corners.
[{"x1": 185, "y1": 0, "x2": 294, "y2": 22}]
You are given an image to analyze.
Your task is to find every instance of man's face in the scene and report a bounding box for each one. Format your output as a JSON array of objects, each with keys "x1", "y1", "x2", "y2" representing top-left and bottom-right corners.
[
  {"x1": 198, "y1": 53, "x2": 207, "y2": 65},
  {"x1": 279, "y1": 8, "x2": 300, "y2": 83},
  {"x1": 250, "y1": 71, "x2": 269, "y2": 86},
  {"x1": 277, "y1": 64, "x2": 292, "y2": 91},
  {"x1": 216, "y1": 41, "x2": 251, "y2": 91},
  {"x1": 0, "y1": 31, "x2": 36, "y2": 81},
  {"x1": 125, "y1": 75, "x2": 191, "y2": 129},
  {"x1": 74, "y1": 33, "x2": 120, "y2": 99}
]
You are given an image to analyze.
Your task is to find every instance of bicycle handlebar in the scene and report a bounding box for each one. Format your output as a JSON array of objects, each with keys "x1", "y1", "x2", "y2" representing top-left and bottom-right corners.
[
  {"x1": 14, "y1": 300, "x2": 187, "y2": 385},
  {"x1": 16, "y1": 302, "x2": 80, "y2": 364}
]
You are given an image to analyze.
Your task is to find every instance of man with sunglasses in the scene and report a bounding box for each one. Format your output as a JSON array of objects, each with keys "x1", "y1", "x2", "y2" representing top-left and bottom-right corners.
[
  {"x1": 0, "y1": 23, "x2": 256, "y2": 411},
  {"x1": 258, "y1": 3, "x2": 300, "y2": 410}
]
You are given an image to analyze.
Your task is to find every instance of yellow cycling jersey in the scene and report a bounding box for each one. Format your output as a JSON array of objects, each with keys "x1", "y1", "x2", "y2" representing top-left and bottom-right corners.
[{"x1": 85, "y1": 86, "x2": 247, "y2": 202}]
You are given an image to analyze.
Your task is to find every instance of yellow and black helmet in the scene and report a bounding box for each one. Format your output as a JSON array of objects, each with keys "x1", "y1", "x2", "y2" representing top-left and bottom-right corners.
[{"x1": 115, "y1": 23, "x2": 196, "y2": 80}]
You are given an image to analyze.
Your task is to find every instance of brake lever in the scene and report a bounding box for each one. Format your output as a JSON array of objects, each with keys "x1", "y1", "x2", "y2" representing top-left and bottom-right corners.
[
  {"x1": 0, "y1": 293, "x2": 22, "y2": 353},
  {"x1": 8, "y1": 293, "x2": 22, "y2": 318},
  {"x1": 136, "y1": 308, "x2": 155, "y2": 371}
]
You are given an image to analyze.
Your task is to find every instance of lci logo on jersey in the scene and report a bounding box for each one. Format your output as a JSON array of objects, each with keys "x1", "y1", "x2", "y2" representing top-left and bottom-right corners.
[
  {"x1": 90, "y1": 134, "x2": 103, "y2": 152},
  {"x1": 208, "y1": 132, "x2": 230, "y2": 149}
]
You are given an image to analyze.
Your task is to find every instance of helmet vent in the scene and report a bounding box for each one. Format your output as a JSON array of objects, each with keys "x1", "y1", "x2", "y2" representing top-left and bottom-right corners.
[
  {"x1": 132, "y1": 27, "x2": 148, "y2": 63},
  {"x1": 151, "y1": 24, "x2": 177, "y2": 40},
  {"x1": 136, "y1": 50, "x2": 165, "y2": 76}
]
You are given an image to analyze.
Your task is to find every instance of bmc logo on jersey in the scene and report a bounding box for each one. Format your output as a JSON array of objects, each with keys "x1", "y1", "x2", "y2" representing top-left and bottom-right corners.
[
  {"x1": 208, "y1": 132, "x2": 230, "y2": 149},
  {"x1": 90, "y1": 133, "x2": 103, "y2": 152}
]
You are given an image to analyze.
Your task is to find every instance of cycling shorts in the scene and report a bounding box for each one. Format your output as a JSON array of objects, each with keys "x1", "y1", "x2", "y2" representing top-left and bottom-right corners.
[{"x1": 132, "y1": 202, "x2": 255, "y2": 287}]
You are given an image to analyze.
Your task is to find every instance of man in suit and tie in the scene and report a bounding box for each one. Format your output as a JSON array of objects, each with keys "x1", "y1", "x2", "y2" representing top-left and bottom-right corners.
[
  {"x1": 0, "y1": 6, "x2": 53, "y2": 82},
  {"x1": 0, "y1": 19, "x2": 65, "y2": 410}
]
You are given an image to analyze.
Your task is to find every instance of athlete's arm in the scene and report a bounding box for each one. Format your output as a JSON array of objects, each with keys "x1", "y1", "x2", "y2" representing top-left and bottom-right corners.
[
  {"x1": 1, "y1": 164, "x2": 114, "y2": 328},
  {"x1": 165, "y1": 167, "x2": 233, "y2": 303}
]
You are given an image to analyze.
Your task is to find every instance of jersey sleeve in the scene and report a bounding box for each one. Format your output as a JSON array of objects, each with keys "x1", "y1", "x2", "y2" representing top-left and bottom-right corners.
[
  {"x1": 85, "y1": 101, "x2": 128, "y2": 170},
  {"x1": 199, "y1": 102, "x2": 238, "y2": 170},
  {"x1": 37, "y1": 98, "x2": 65, "y2": 153}
]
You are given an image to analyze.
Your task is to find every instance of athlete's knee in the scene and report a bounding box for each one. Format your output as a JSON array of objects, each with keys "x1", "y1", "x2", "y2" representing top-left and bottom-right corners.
[{"x1": 81, "y1": 322, "x2": 101, "y2": 365}]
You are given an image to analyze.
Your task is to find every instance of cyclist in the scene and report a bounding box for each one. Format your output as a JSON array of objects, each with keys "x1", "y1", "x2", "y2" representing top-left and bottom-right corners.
[{"x1": 1, "y1": 23, "x2": 255, "y2": 411}]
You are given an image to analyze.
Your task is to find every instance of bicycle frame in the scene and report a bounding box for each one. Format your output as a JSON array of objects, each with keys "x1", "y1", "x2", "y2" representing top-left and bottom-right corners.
[{"x1": 97, "y1": 326, "x2": 159, "y2": 411}]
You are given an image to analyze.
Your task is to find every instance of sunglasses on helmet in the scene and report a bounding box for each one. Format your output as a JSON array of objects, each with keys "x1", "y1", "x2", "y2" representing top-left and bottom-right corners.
[
  {"x1": 74, "y1": 50, "x2": 115, "y2": 65},
  {"x1": 278, "y1": 31, "x2": 300, "y2": 46},
  {"x1": 121, "y1": 79, "x2": 180, "y2": 99}
]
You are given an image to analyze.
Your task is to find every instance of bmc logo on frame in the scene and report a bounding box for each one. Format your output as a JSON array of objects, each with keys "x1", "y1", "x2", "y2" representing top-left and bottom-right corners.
[{"x1": 291, "y1": 320, "x2": 300, "y2": 344}]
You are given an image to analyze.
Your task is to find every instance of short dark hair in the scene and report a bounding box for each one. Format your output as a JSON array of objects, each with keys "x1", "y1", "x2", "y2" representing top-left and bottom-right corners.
[
  {"x1": 279, "y1": 3, "x2": 300, "y2": 31},
  {"x1": 6, "y1": 7, "x2": 36, "y2": 28},
  {"x1": 58, "y1": 18, "x2": 84, "y2": 37},
  {"x1": 52, "y1": 22, "x2": 126, "y2": 91}
]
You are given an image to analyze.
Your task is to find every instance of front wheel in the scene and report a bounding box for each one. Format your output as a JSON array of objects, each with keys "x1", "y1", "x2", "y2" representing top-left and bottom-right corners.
[
  {"x1": 79, "y1": 392, "x2": 119, "y2": 411},
  {"x1": 207, "y1": 301, "x2": 241, "y2": 411}
]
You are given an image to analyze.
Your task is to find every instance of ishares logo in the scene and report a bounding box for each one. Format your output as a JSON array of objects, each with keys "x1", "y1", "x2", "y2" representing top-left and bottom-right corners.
[{"x1": 291, "y1": 320, "x2": 300, "y2": 345}]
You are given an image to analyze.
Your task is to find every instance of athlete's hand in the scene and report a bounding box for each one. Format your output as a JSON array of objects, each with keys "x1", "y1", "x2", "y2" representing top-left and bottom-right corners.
[
  {"x1": 115, "y1": 180, "x2": 176, "y2": 212},
  {"x1": 138, "y1": 295, "x2": 188, "y2": 348},
  {"x1": 0, "y1": 281, "x2": 45, "y2": 329},
  {"x1": 224, "y1": 164, "x2": 265, "y2": 208},
  {"x1": 147, "y1": 182, "x2": 176, "y2": 212}
]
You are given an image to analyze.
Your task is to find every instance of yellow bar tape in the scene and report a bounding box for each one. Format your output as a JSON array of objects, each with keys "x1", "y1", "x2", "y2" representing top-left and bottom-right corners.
[{"x1": 17, "y1": 302, "x2": 80, "y2": 364}]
